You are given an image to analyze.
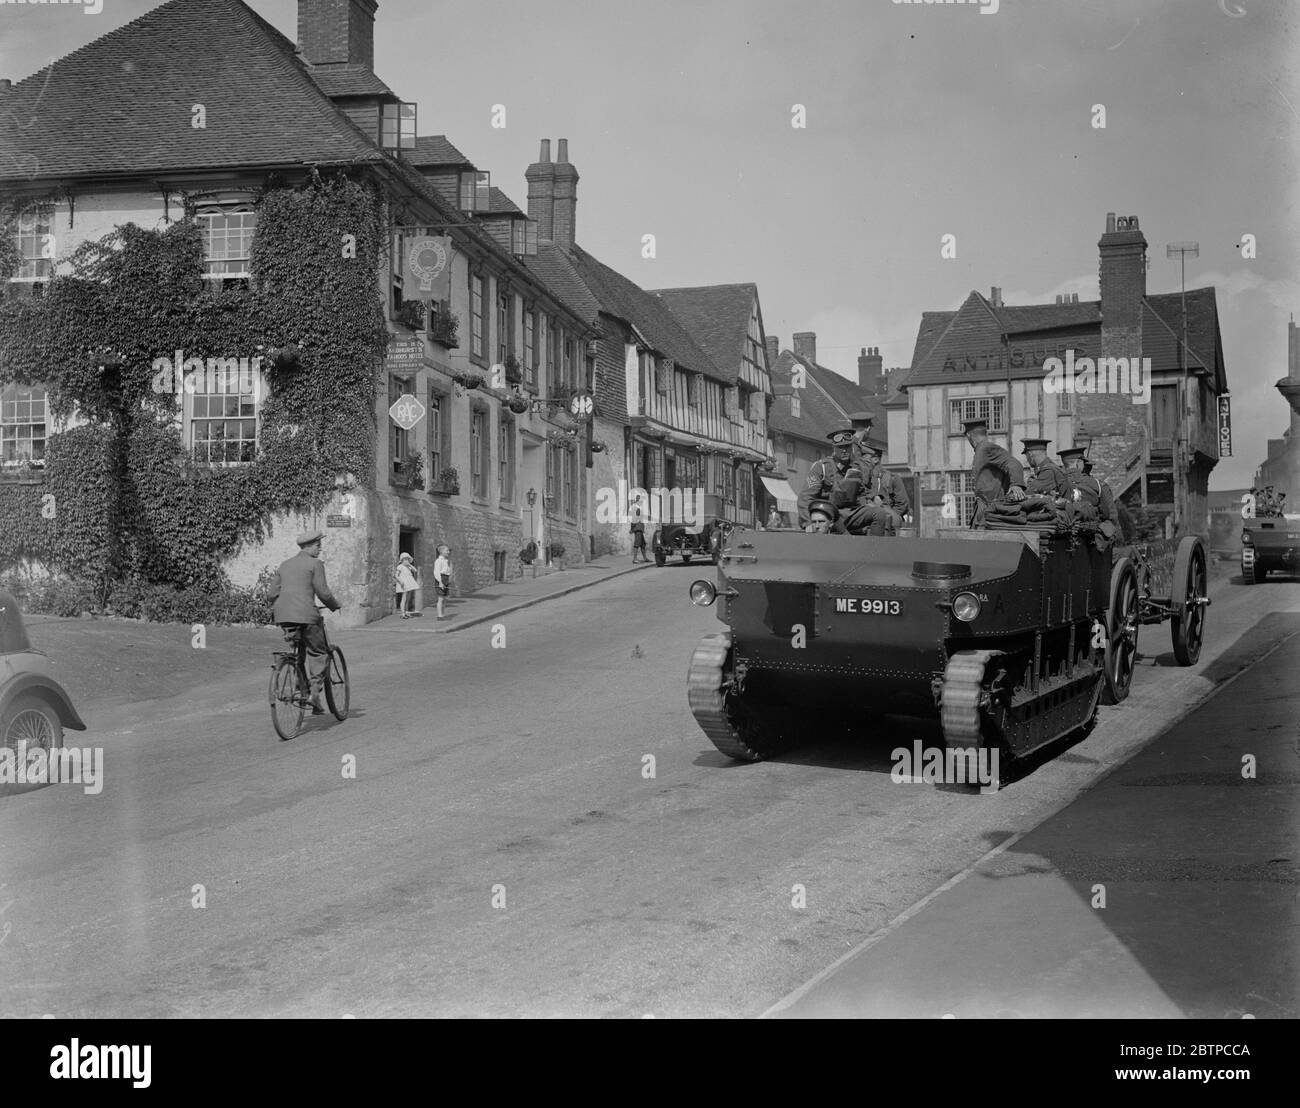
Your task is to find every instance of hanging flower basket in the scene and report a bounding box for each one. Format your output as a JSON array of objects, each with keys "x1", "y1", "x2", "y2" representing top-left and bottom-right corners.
[
  {"x1": 519, "y1": 540, "x2": 538, "y2": 565},
  {"x1": 452, "y1": 370, "x2": 485, "y2": 390},
  {"x1": 504, "y1": 353, "x2": 523, "y2": 386},
  {"x1": 506, "y1": 389, "x2": 531, "y2": 415},
  {"x1": 590, "y1": 440, "x2": 608, "y2": 454}
]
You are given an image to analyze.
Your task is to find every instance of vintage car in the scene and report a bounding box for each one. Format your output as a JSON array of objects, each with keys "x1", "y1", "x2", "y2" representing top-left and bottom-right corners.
[
  {"x1": 650, "y1": 493, "x2": 741, "y2": 567},
  {"x1": 1, "y1": 590, "x2": 87, "y2": 793},
  {"x1": 1240, "y1": 514, "x2": 1300, "y2": 583}
]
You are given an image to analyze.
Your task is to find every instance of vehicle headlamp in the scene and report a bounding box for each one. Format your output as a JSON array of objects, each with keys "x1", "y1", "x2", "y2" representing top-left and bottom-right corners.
[
  {"x1": 952, "y1": 592, "x2": 981, "y2": 622},
  {"x1": 689, "y1": 580, "x2": 717, "y2": 607}
]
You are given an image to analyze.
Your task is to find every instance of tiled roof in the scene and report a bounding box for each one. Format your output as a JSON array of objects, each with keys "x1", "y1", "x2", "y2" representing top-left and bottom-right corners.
[
  {"x1": 480, "y1": 187, "x2": 524, "y2": 216},
  {"x1": 564, "y1": 246, "x2": 726, "y2": 382},
  {"x1": 767, "y1": 349, "x2": 887, "y2": 453},
  {"x1": 648, "y1": 284, "x2": 756, "y2": 382},
  {"x1": 1145, "y1": 289, "x2": 1226, "y2": 391},
  {"x1": 0, "y1": 0, "x2": 386, "y2": 182},
  {"x1": 996, "y1": 300, "x2": 1101, "y2": 334},
  {"x1": 307, "y1": 63, "x2": 395, "y2": 99},
  {"x1": 522, "y1": 242, "x2": 602, "y2": 324},
  {"x1": 405, "y1": 134, "x2": 472, "y2": 168}
]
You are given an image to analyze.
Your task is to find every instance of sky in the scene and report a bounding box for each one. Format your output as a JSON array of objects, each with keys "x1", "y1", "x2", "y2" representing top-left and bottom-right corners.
[{"x1": 2, "y1": 0, "x2": 1296, "y2": 488}]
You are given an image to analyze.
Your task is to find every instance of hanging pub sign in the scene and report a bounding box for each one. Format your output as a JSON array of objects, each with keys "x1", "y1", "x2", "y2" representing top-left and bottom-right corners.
[
  {"x1": 403, "y1": 235, "x2": 451, "y2": 301},
  {"x1": 1218, "y1": 394, "x2": 1232, "y2": 457}
]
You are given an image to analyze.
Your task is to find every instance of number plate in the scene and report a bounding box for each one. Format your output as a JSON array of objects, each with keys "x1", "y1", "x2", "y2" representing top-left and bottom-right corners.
[{"x1": 829, "y1": 596, "x2": 902, "y2": 616}]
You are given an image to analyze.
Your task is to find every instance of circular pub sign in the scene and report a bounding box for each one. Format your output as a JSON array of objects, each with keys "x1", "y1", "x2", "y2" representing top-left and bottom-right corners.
[{"x1": 407, "y1": 237, "x2": 449, "y2": 294}]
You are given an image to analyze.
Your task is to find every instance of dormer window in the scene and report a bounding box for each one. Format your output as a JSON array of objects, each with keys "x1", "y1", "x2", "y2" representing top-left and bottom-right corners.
[
  {"x1": 198, "y1": 204, "x2": 255, "y2": 290},
  {"x1": 511, "y1": 220, "x2": 538, "y2": 257},
  {"x1": 381, "y1": 102, "x2": 416, "y2": 150},
  {"x1": 459, "y1": 171, "x2": 490, "y2": 213}
]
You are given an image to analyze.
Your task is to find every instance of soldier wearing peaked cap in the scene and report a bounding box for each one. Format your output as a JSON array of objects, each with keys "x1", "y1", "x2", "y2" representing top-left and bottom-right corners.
[
  {"x1": 847, "y1": 411, "x2": 875, "y2": 467},
  {"x1": 963, "y1": 419, "x2": 1025, "y2": 527},
  {"x1": 797, "y1": 428, "x2": 892, "y2": 535},
  {"x1": 1060, "y1": 447, "x2": 1111, "y2": 523},
  {"x1": 1022, "y1": 438, "x2": 1070, "y2": 498},
  {"x1": 856, "y1": 439, "x2": 911, "y2": 535}
]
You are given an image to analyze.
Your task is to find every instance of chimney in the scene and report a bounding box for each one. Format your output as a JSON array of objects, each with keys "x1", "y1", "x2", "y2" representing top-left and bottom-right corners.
[
  {"x1": 1055, "y1": 294, "x2": 1064, "y2": 305},
  {"x1": 792, "y1": 332, "x2": 816, "y2": 365},
  {"x1": 858, "y1": 346, "x2": 884, "y2": 393},
  {"x1": 765, "y1": 336, "x2": 779, "y2": 367},
  {"x1": 297, "y1": 0, "x2": 378, "y2": 69},
  {"x1": 552, "y1": 137, "x2": 579, "y2": 250},
  {"x1": 525, "y1": 139, "x2": 556, "y2": 242},
  {"x1": 0, "y1": 79, "x2": 11, "y2": 91},
  {"x1": 1099, "y1": 211, "x2": 1147, "y2": 337},
  {"x1": 990, "y1": 286, "x2": 1003, "y2": 308}
]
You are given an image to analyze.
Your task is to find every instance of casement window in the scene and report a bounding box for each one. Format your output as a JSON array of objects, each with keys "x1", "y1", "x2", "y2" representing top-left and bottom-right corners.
[
  {"x1": 497, "y1": 290, "x2": 513, "y2": 366},
  {"x1": 545, "y1": 442, "x2": 556, "y2": 506},
  {"x1": 785, "y1": 440, "x2": 795, "y2": 470},
  {"x1": 380, "y1": 102, "x2": 417, "y2": 150},
  {"x1": 638, "y1": 352, "x2": 652, "y2": 410},
  {"x1": 470, "y1": 407, "x2": 489, "y2": 498},
  {"x1": 716, "y1": 460, "x2": 734, "y2": 501},
  {"x1": 523, "y1": 310, "x2": 537, "y2": 390},
  {"x1": 9, "y1": 210, "x2": 53, "y2": 293},
  {"x1": 498, "y1": 418, "x2": 515, "y2": 503},
  {"x1": 945, "y1": 470, "x2": 977, "y2": 526},
  {"x1": 426, "y1": 386, "x2": 445, "y2": 484},
  {"x1": 790, "y1": 395, "x2": 800, "y2": 418},
  {"x1": 564, "y1": 337, "x2": 576, "y2": 391},
  {"x1": 459, "y1": 171, "x2": 491, "y2": 213},
  {"x1": 687, "y1": 373, "x2": 701, "y2": 407},
  {"x1": 738, "y1": 468, "x2": 753, "y2": 513},
  {"x1": 949, "y1": 396, "x2": 1007, "y2": 434},
  {"x1": 0, "y1": 384, "x2": 47, "y2": 468},
  {"x1": 197, "y1": 205, "x2": 255, "y2": 288},
  {"x1": 511, "y1": 220, "x2": 538, "y2": 257},
  {"x1": 562, "y1": 447, "x2": 576, "y2": 520},
  {"x1": 470, "y1": 272, "x2": 485, "y2": 361},
  {"x1": 1056, "y1": 389, "x2": 1073, "y2": 415},
  {"x1": 537, "y1": 315, "x2": 549, "y2": 389},
  {"x1": 388, "y1": 374, "x2": 414, "y2": 479},
  {"x1": 549, "y1": 325, "x2": 562, "y2": 390},
  {"x1": 189, "y1": 370, "x2": 261, "y2": 466}
]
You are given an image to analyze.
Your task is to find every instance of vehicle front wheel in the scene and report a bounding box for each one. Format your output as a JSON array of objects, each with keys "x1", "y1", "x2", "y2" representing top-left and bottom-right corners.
[{"x1": 1, "y1": 693, "x2": 64, "y2": 793}]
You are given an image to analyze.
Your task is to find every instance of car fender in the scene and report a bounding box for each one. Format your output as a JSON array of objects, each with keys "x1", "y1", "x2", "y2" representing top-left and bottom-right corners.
[{"x1": 0, "y1": 673, "x2": 87, "y2": 731}]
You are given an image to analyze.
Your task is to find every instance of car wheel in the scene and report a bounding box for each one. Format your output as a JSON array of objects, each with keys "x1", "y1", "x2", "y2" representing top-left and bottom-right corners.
[{"x1": 1, "y1": 693, "x2": 64, "y2": 793}]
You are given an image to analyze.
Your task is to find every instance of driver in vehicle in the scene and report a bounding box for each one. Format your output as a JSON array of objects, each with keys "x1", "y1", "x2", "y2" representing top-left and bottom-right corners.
[{"x1": 266, "y1": 530, "x2": 341, "y2": 715}]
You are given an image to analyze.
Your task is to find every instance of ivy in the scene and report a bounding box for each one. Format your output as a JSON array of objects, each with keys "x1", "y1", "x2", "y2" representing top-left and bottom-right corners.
[{"x1": 0, "y1": 174, "x2": 388, "y2": 607}]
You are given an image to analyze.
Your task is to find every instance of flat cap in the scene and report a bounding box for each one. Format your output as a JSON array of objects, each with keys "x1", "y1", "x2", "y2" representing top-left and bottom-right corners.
[{"x1": 296, "y1": 529, "x2": 324, "y2": 546}]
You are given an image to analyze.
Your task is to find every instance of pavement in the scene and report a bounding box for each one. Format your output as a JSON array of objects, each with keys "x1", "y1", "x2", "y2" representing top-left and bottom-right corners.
[{"x1": 769, "y1": 610, "x2": 1300, "y2": 1019}]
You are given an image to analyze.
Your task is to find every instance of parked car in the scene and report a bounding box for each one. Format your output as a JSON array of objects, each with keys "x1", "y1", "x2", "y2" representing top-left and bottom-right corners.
[{"x1": 1, "y1": 590, "x2": 86, "y2": 793}]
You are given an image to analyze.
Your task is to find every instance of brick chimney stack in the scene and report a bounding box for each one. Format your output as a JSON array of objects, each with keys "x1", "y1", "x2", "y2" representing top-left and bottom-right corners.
[
  {"x1": 990, "y1": 286, "x2": 1003, "y2": 308},
  {"x1": 525, "y1": 139, "x2": 556, "y2": 242},
  {"x1": 858, "y1": 346, "x2": 884, "y2": 393},
  {"x1": 552, "y1": 138, "x2": 579, "y2": 250},
  {"x1": 298, "y1": 0, "x2": 378, "y2": 69},
  {"x1": 764, "y1": 336, "x2": 779, "y2": 368},
  {"x1": 792, "y1": 332, "x2": 816, "y2": 365},
  {"x1": 1099, "y1": 212, "x2": 1147, "y2": 338}
]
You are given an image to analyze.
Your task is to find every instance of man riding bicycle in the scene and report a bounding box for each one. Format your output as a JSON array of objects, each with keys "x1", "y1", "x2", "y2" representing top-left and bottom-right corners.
[{"x1": 266, "y1": 529, "x2": 341, "y2": 715}]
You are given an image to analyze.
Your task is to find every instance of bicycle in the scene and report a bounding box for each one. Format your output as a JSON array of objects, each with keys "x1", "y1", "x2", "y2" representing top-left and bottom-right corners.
[{"x1": 269, "y1": 607, "x2": 349, "y2": 740}]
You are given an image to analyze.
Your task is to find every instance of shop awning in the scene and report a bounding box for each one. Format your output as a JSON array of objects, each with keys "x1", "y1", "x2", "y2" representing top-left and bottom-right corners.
[{"x1": 759, "y1": 474, "x2": 798, "y2": 512}]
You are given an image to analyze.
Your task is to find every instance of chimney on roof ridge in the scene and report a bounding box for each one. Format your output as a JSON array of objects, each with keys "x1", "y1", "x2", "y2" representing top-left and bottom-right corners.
[
  {"x1": 551, "y1": 138, "x2": 578, "y2": 250},
  {"x1": 765, "y1": 336, "x2": 779, "y2": 368},
  {"x1": 526, "y1": 139, "x2": 557, "y2": 242},
  {"x1": 1099, "y1": 208, "x2": 1147, "y2": 336},
  {"x1": 858, "y1": 345, "x2": 884, "y2": 395},
  {"x1": 297, "y1": 0, "x2": 378, "y2": 70},
  {"x1": 792, "y1": 332, "x2": 816, "y2": 365},
  {"x1": 990, "y1": 286, "x2": 1002, "y2": 307}
]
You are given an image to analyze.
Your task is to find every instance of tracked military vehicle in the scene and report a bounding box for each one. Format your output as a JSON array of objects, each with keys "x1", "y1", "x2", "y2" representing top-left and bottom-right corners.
[
  {"x1": 685, "y1": 526, "x2": 1208, "y2": 779},
  {"x1": 1240, "y1": 514, "x2": 1300, "y2": 583}
]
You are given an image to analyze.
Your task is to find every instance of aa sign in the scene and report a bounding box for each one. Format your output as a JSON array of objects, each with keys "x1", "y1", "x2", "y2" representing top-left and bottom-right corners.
[{"x1": 404, "y1": 236, "x2": 451, "y2": 300}]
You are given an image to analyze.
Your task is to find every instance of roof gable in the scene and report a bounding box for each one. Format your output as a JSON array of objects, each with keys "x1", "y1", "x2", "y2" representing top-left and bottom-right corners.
[
  {"x1": 648, "y1": 284, "x2": 756, "y2": 381},
  {"x1": 0, "y1": 0, "x2": 384, "y2": 183}
]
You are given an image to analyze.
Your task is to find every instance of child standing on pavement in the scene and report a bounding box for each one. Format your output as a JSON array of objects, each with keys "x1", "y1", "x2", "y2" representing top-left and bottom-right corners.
[
  {"x1": 394, "y1": 552, "x2": 419, "y2": 619},
  {"x1": 433, "y1": 544, "x2": 452, "y2": 620}
]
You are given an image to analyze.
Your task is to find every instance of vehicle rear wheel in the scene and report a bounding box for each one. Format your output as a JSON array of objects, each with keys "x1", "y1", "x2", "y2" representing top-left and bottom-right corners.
[
  {"x1": 269, "y1": 657, "x2": 305, "y2": 741},
  {"x1": 1, "y1": 693, "x2": 64, "y2": 793},
  {"x1": 324, "y1": 647, "x2": 350, "y2": 720},
  {"x1": 1171, "y1": 536, "x2": 1208, "y2": 666},
  {"x1": 1102, "y1": 557, "x2": 1139, "y2": 704}
]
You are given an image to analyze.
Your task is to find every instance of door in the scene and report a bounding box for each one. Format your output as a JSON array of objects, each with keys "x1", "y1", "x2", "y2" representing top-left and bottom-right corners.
[{"x1": 1151, "y1": 385, "x2": 1178, "y2": 447}]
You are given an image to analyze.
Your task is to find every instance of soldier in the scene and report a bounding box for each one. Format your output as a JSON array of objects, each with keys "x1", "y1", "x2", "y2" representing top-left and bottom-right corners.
[
  {"x1": 847, "y1": 410, "x2": 876, "y2": 469},
  {"x1": 1022, "y1": 438, "x2": 1070, "y2": 498},
  {"x1": 1080, "y1": 455, "x2": 1116, "y2": 523},
  {"x1": 857, "y1": 441, "x2": 911, "y2": 535},
  {"x1": 1059, "y1": 447, "x2": 1108, "y2": 522},
  {"x1": 963, "y1": 418, "x2": 1025, "y2": 527},
  {"x1": 797, "y1": 428, "x2": 891, "y2": 535},
  {"x1": 1262, "y1": 485, "x2": 1279, "y2": 516}
]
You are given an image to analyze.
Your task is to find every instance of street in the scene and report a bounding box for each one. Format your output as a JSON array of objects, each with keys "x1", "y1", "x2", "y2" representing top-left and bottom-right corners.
[{"x1": 1, "y1": 565, "x2": 1296, "y2": 1018}]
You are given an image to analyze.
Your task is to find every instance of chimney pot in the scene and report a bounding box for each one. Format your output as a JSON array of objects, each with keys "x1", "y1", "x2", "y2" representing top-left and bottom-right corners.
[
  {"x1": 539, "y1": 139, "x2": 551, "y2": 163},
  {"x1": 557, "y1": 138, "x2": 569, "y2": 163},
  {"x1": 1106, "y1": 212, "x2": 1117, "y2": 233}
]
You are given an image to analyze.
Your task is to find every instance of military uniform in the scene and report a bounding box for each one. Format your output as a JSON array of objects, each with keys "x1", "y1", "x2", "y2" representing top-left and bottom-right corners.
[
  {"x1": 1060, "y1": 448, "x2": 1109, "y2": 522},
  {"x1": 1080, "y1": 456, "x2": 1116, "y2": 522},
  {"x1": 1022, "y1": 438, "x2": 1070, "y2": 498},
  {"x1": 965, "y1": 419, "x2": 1025, "y2": 527},
  {"x1": 856, "y1": 447, "x2": 911, "y2": 535},
  {"x1": 798, "y1": 429, "x2": 891, "y2": 535}
]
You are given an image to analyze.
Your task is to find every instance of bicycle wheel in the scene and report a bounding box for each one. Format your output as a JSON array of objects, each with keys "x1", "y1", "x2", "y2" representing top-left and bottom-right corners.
[
  {"x1": 270, "y1": 656, "x2": 305, "y2": 740},
  {"x1": 324, "y1": 647, "x2": 350, "y2": 721}
]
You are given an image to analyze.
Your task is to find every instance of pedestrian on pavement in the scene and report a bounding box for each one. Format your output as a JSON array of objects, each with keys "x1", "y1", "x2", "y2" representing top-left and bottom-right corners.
[
  {"x1": 266, "y1": 530, "x2": 341, "y2": 715},
  {"x1": 433, "y1": 544, "x2": 453, "y2": 619},
  {"x1": 630, "y1": 508, "x2": 649, "y2": 563},
  {"x1": 766, "y1": 506, "x2": 782, "y2": 530},
  {"x1": 394, "y1": 553, "x2": 419, "y2": 619}
]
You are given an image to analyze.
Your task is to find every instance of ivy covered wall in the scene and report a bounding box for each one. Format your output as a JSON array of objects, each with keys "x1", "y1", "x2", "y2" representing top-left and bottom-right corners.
[{"x1": 0, "y1": 174, "x2": 388, "y2": 603}]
